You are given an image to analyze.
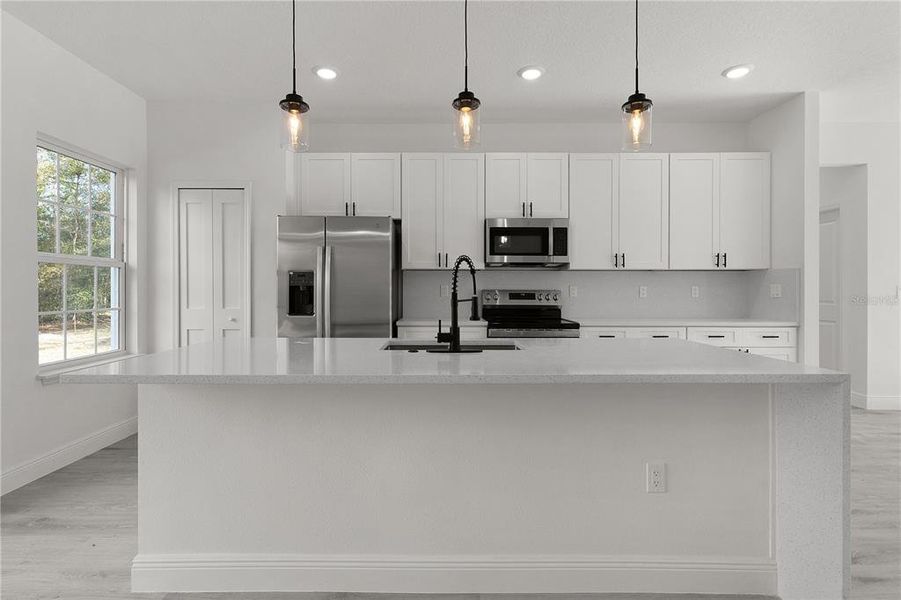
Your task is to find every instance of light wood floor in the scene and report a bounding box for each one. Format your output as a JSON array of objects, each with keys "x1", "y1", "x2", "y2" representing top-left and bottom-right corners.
[{"x1": 2, "y1": 409, "x2": 898, "y2": 600}]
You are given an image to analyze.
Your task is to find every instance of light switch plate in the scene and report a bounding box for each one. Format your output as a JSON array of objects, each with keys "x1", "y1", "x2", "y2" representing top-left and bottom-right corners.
[
  {"x1": 639, "y1": 286, "x2": 647, "y2": 299},
  {"x1": 691, "y1": 285, "x2": 700, "y2": 299},
  {"x1": 770, "y1": 284, "x2": 782, "y2": 298},
  {"x1": 569, "y1": 285, "x2": 578, "y2": 298}
]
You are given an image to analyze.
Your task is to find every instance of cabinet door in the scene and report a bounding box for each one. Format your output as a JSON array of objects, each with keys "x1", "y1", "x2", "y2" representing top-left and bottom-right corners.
[
  {"x1": 569, "y1": 154, "x2": 618, "y2": 269},
  {"x1": 618, "y1": 154, "x2": 669, "y2": 270},
  {"x1": 351, "y1": 153, "x2": 401, "y2": 218},
  {"x1": 669, "y1": 153, "x2": 719, "y2": 269},
  {"x1": 401, "y1": 154, "x2": 442, "y2": 269},
  {"x1": 485, "y1": 153, "x2": 527, "y2": 218},
  {"x1": 526, "y1": 153, "x2": 569, "y2": 218},
  {"x1": 300, "y1": 153, "x2": 351, "y2": 216},
  {"x1": 720, "y1": 153, "x2": 770, "y2": 269},
  {"x1": 443, "y1": 154, "x2": 485, "y2": 268}
]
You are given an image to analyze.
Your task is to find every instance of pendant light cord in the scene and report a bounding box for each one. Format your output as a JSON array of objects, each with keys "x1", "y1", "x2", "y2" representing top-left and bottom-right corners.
[
  {"x1": 463, "y1": 0, "x2": 469, "y2": 91},
  {"x1": 634, "y1": 0, "x2": 639, "y2": 94},
  {"x1": 292, "y1": 0, "x2": 297, "y2": 93}
]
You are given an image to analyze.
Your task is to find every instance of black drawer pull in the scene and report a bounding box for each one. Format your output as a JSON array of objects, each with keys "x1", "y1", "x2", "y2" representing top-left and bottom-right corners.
[
  {"x1": 652, "y1": 335, "x2": 669, "y2": 338},
  {"x1": 598, "y1": 335, "x2": 616, "y2": 338},
  {"x1": 707, "y1": 335, "x2": 726, "y2": 339},
  {"x1": 762, "y1": 335, "x2": 780, "y2": 339}
]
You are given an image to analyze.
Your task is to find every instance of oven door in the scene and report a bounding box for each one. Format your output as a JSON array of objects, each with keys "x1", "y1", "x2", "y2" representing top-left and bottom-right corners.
[{"x1": 484, "y1": 218, "x2": 553, "y2": 266}]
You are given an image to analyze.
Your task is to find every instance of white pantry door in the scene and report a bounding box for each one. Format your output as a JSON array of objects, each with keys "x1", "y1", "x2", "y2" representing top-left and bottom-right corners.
[
  {"x1": 178, "y1": 188, "x2": 250, "y2": 346},
  {"x1": 819, "y1": 208, "x2": 842, "y2": 370}
]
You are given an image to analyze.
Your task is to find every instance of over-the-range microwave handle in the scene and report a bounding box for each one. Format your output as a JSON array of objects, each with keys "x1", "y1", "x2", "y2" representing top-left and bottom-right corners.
[
  {"x1": 323, "y1": 245, "x2": 332, "y2": 338},
  {"x1": 315, "y1": 246, "x2": 324, "y2": 337}
]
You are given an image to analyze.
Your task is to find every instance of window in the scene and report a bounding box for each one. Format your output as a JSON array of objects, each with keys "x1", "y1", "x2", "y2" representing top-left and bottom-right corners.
[{"x1": 36, "y1": 144, "x2": 125, "y2": 366}]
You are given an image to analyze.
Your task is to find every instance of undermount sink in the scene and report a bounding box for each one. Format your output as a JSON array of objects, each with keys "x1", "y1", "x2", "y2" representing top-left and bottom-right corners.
[{"x1": 382, "y1": 341, "x2": 520, "y2": 352}]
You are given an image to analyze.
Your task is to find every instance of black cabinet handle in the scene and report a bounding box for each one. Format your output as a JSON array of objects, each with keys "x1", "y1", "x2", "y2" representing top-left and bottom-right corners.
[
  {"x1": 707, "y1": 335, "x2": 726, "y2": 339},
  {"x1": 715, "y1": 252, "x2": 720, "y2": 268},
  {"x1": 522, "y1": 202, "x2": 525, "y2": 217},
  {"x1": 723, "y1": 252, "x2": 727, "y2": 268},
  {"x1": 598, "y1": 335, "x2": 616, "y2": 338},
  {"x1": 622, "y1": 253, "x2": 626, "y2": 268},
  {"x1": 529, "y1": 202, "x2": 533, "y2": 217},
  {"x1": 652, "y1": 335, "x2": 669, "y2": 338},
  {"x1": 352, "y1": 201, "x2": 356, "y2": 216},
  {"x1": 445, "y1": 253, "x2": 448, "y2": 267},
  {"x1": 614, "y1": 253, "x2": 619, "y2": 268},
  {"x1": 345, "y1": 202, "x2": 349, "y2": 216},
  {"x1": 762, "y1": 335, "x2": 780, "y2": 339}
]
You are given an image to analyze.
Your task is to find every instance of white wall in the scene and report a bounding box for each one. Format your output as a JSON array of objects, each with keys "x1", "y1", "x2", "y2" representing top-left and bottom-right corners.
[
  {"x1": 0, "y1": 13, "x2": 147, "y2": 492},
  {"x1": 146, "y1": 99, "x2": 752, "y2": 351},
  {"x1": 747, "y1": 93, "x2": 820, "y2": 365},
  {"x1": 819, "y1": 65, "x2": 901, "y2": 409},
  {"x1": 0, "y1": 15, "x2": 147, "y2": 492}
]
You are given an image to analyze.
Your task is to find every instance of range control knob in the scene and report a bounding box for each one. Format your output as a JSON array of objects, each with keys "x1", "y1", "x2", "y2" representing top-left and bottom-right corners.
[
  {"x1": 553, "y1": 294, "x2": 559, "y2": 301},
  {"x1": 537, "y1": 295, "x2": 543, "y2": 301},
  {"x1": 545, "y1": 293, "x2": 551, "y2": 301},
  {"x1": 494, "y1": 293, "x2": 499, "y2": 300}
]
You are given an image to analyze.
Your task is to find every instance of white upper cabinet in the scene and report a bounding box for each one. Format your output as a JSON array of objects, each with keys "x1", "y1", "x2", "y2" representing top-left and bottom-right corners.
[
  {"x1": 568, "y1": 154, "x2": 618, "y2": 269},
  {"x1": 299, "y1": 153, "x2": 400, "y2": 218},
  {"x1": 299, "y1": 153, "x2": 351, "y2": 216},
  {"x1": 485, "y1": 153, "x2": 527, "y2": 218},
  {"x1": 351, "y1": 153, "x2": 401, "y2": 217},
  {"x1": 719, "y1": 153, "x2": 770, "y2": 269},
  {"x1": 669, "y1": 152, "x2": 770, "y2": 270},
  {"x1": 401, "y1": 154, "x2": 442, "y2": 269},
  {"x1": 442, "y1": 154, "x2": 485, "y2": 268},
  {"x1": 526, "y1": 153, "x2": 569, "y2": 218},
  {"x1": 617, "y1": 153, "x2": 669, "y2": 270},
  {"x1": 400, "y1": 153, "x2": 484, "y2": 269},
  {"x1": 485, "y1": 153, "x2": 568, "y2": 218},
  {"x1": 670, "y1": 153, "x2": 719, "y2": 269}
]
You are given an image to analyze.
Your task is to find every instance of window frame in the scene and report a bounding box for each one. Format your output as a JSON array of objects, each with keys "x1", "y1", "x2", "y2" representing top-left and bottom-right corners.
[{"x1": 36, "y1": 139, "x2": 127, "y2": 370}]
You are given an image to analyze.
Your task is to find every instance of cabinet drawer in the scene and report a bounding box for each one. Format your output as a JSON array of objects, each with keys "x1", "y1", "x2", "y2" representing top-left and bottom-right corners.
[
  {"x1": 738, "y1": 328, "x2": 796, "y2": 347},
  {"x1": 686, "y1": 327, "x2": 739, "y2": 347},
  {"x1": 625, "y1": 327, "x2": 686, "y2": 340},
  {"x1": 581, "y1": 327, "x2": 627, "y2": 339}
]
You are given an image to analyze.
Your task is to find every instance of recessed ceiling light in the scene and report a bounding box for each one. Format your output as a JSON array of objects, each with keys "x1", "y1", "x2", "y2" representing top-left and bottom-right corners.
[
  {"x1": 517, "y1": 66, "x2": 544, "y2": 81},
  {"x1": 721, "y1": 64, "x2": 754, "y2": 80},
  {"x1": 313, "y1": 66, "x2": 338, "y2": 80}
]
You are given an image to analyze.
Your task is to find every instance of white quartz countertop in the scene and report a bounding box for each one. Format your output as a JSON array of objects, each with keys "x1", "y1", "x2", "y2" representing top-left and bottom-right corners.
[
  {"x1": 396, "y1": 318, "x2": 798, "y2": 328},
  {"x1": 59, "y1": 337, "x2": 844, "y2": 385}
]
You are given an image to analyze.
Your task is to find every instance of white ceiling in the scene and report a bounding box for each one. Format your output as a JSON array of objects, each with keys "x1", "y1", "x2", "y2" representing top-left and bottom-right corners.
[{"x1": 4, "y1": 0, "x2": 899, "y2": 123}]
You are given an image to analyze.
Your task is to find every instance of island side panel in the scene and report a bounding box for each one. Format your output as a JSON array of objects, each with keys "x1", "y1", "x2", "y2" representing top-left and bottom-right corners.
[
  {"x1": 134, "y1": 382, "x2": 775, "y2": 594},
  {"x1": 774, "y1": 381, "x2": 850, "y2": 600}
]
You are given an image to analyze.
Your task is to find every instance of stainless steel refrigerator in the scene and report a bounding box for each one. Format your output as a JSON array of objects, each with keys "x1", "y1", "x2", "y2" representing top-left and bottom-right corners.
[{"x1": 277, "y1": 216, "x2": 400, "y2": 338}]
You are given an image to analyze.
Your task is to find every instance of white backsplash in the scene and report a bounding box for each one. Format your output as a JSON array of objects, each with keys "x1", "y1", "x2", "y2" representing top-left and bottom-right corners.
[{"x1": 402, "y1": 269, "x2": 800, "y2": 322}]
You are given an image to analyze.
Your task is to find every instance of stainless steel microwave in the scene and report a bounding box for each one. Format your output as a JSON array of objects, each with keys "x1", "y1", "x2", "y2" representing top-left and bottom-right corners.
[{"x1": 484, "y1": 218, "x2": 569, "y2": 267}]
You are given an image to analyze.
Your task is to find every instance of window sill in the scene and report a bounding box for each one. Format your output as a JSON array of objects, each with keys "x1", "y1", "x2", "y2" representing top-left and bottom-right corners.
[{"x1": 37, "y1": 351, "x2": 142, "y2": 385}]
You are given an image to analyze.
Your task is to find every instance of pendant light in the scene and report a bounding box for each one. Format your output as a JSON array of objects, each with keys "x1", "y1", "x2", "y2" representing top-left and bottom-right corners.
[
  {"x1": 279, "y1": 0, "x2": 310, "y2": 152},
  {"x1": 621, "y1": 0, "x2": 652, "y2": 151},
  {"x1": 452, "y1": 0, "x2": 480, "y2": 150}
]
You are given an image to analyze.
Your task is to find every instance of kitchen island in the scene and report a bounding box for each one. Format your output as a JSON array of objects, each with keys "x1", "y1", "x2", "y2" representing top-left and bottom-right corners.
[{"x1": 61, "y1": 337, "x2": 849, "y2": 599}]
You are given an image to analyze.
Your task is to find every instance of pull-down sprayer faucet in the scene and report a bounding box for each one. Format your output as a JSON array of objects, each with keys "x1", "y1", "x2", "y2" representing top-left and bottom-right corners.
[{"x1": 431, "y1": 255, "x2": 480, "y2": 353}]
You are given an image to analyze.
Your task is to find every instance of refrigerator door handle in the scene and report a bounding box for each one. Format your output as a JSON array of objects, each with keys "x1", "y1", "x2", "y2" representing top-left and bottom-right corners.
[
  {"x1": 315, "y1": 246, "x2": 324, "y2": 337},
  {"x1": 323, "y1": 245, "x2": 333, "y2": 337}
]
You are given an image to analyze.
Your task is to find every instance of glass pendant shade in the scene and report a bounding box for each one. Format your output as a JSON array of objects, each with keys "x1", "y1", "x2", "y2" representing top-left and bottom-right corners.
[
  {"x1": 621, "y1": 93, "x2": 652, "y2": 151},
  {"x1": 281, "y1": 108, "x2": 310, "y2": 153},
  {"x1": 453, "y1": 104, "x2": 480, "y2": 150}
]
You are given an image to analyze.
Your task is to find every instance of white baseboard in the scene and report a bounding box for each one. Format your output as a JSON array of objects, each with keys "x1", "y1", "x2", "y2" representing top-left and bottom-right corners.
[
  {"x1": 1, "y1": 416, "x2": 137, "y2": 495},
  {"x1": 852, "y1": 391, "x2": 901, "y2": 411},
  {"x1": 132, "y1": 553, "x2": 777, "y2": 595}
]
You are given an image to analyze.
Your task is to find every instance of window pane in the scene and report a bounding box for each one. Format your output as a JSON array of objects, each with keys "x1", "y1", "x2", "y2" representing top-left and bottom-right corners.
[
  {"x1": 96, "y1": 310, "x2": 120, "y2": 353},
  {"x1": 91, "y1": 212, "x2": 112, "y2": 257},
  {"x1": 58, "y1": 154, "x2": 90, "y2": 209},
  {"x1": 37, "y1": 201, "x2": 57, "y2": 252},
  {"x1": 36, "y1": 147, "x2": 58, "y2": 202},
  {"x1": 96, "y1": 267, "x2": 121, "y2": 309},
  {"x1": 59, "y1": 207, "x2": 89, "y2": 255},
  {"x1": 38, "y1": 314, "x2": 64, "y2": 364},
  {"x1": 66, "y1": 312, "x2": 96, "y2": 359},
  {"x1": 66, "y1": 265, "x2": 95, "y2": 310},
  {"x1": 91, "y1": 166, "x2": 113, "y2": 213},
  {"x1": 38, "y1": 263, "x2": 64, "y2": 312}
]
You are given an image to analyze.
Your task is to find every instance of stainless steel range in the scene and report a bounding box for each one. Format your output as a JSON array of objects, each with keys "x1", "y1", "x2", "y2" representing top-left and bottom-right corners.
[{"x1": 480, "y1": 289, "x2": 580, "y2": 338}]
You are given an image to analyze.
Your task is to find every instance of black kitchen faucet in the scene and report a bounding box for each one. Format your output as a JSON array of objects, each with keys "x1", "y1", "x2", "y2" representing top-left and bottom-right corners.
[{"x1": 430, "y1": 254, "x2": 481, "y2": 353}]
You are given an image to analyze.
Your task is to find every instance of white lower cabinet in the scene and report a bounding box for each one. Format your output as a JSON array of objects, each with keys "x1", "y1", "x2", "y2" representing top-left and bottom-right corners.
[{"x1": 687, "y1": 326, "x2": 798, "y2": 362}]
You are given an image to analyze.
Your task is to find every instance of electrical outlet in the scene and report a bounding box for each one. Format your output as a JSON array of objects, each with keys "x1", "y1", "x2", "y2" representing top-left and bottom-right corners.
[
  {"x1": 440, "y1": 284, "x2": 450, "y2": 298},
  {"x1": 646, "y1": 461, "x2": 667, "y2": 493},
  {"x1": 691, "y1": 285, "x2": 700, "y2": 299},
  {"x1": 569, "y1": 285, "x2": 578, "y2": 298},
  {"x1": 639, "y1": 285, "x2": 647, "y2": 299},
  {"x1": 770, "y1": 284, "x2": 782, "y2": 299}
]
